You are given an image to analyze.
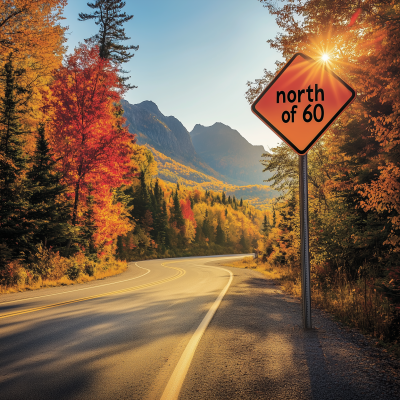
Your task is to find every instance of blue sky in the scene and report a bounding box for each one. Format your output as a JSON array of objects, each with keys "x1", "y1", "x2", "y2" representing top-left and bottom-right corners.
[{"x1": 61, "y1": 0, "x2": 283, "y2": 150}]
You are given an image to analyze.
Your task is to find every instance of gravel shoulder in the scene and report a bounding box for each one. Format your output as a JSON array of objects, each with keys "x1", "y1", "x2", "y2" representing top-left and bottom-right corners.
[{"x1": 180, "y1": 266, "x2": 400, "y2": 400}]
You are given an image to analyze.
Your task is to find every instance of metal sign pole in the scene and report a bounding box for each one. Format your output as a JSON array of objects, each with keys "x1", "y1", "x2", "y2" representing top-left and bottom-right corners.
[{"x1": 299, "y1": 154, "x2": 312, "y2": 330}]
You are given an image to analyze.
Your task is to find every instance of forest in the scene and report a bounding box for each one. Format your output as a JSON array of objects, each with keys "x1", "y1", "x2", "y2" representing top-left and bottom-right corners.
[
  {"x1": 116, "y1": 145, "x2": 267, "y2": 260},
  {"x1": 0, "y1": 0, "x2": 267, "y2": 291},
  {"x1": 246, "y1": 0, "x2": 400, "y2": 344}
]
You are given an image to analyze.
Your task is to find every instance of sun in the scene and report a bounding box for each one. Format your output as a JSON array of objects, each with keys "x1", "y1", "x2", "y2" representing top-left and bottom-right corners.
[{"x1": 321, "y1": 53, "x2": 330, "y2": 62}]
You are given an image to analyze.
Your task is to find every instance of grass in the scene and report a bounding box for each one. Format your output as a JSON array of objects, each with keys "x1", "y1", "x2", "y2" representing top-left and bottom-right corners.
[
  {"x1": 222, "y1": 256, "x2": 400, "y2": 358},
  {"x1": 0, "y1": 259, "x2": 128, "y2": 295}
]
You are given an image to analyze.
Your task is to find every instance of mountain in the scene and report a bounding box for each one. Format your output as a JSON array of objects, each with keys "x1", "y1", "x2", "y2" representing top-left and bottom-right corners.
[
  {"x1": 190, "y1": 123, "x2": 270, "y2": 185},
  {"x1": 121, "y1": 99, "x2": 272, "y2": 187},
  {"x1": 121, "y1": 99, "x2": 228, "y2": 182}
]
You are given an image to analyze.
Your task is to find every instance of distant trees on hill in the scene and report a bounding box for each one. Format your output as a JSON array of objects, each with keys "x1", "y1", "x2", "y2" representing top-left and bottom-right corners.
[{"x1": 116, "y1": 147, "x2": 268, "y2": 259}]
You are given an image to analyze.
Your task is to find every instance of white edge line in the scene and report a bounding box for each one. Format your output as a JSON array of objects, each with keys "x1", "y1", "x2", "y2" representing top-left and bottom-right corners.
[
  {"x1": 0, "y1": 263, "x2": 151, "y2": 305},
  {"x1": 160, "y1": 264, "x2": 233, "y2": 400}
]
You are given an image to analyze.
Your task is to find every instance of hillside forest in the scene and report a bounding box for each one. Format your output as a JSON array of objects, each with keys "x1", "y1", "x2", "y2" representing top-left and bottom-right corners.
[
  {"x1": 246, "y1": 1, "x2": 400, "y2": 341},
  {"x1": 0, "y1": 0, "x2": 267, "y2": 289}
]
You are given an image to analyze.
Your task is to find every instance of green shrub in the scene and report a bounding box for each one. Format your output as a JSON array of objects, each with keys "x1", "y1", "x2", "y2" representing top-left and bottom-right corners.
[
  {"x1": 84, "y1": 260, "x2": 97, "y2": 276},
  {"x1": 66, "y1": 264, "x2": 82, "y2": 280}
]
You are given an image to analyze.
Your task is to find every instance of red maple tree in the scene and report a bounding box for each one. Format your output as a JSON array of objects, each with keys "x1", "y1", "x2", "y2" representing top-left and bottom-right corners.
[{"x1": 45, "y1": 43, "x2": 134, "y2": 238}]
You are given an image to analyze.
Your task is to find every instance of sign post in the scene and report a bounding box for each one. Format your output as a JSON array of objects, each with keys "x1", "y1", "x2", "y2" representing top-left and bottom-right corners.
[
  {"x1": 251, "y1": 53, "x2": 356, "y2": 330},
  {"x1": 299, "y1": 154, "x2": 311, "y2": 329}
]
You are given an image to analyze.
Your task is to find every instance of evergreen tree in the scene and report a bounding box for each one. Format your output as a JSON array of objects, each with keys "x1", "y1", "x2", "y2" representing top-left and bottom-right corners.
[
  {"x1": 149, "y1": 180, "x2": 169, "y2": 249},
  {"x1": 221, "y1": 191, "x2": 226, "y2": 204},
  {"x1": 159, "y1": 200, "x2": 169, "y2": 249},
  {"x1": 240, "y1": 198, "x2": 243, "y2": 207},
  {"x1": 78, "y1": 0, "x2": 139, "y2": 89},
  {"x1": 239, "y1": 231, "x2": 247, "y2": 251},
  {"x1": 171, "y1": 190, "x2": 184, "y2": 228},
  {"x1": 262, "y1": 214, "x2": 271, "y2": 237},
  {"x1": 201, "y1": 209, "x2": 213, "y2": 241},
  {"x1": 228, "y1": 195, "x2": 231, "y2": 204},
  {"x1": 216, "y1": 222, "x2": 225, "y2": 245},
  {"x1": 130, "y1": 171, "x2": 150, "y2": 222},
  {"x1": 0, "y1": 53, "x2": 31, "y2": 264},
  {"x1": 27, "y1": 123, "x2": 72, "y2": 252},
  {"x1": 80, "y1": 185, "x2": 96, "y2": 257},
  {"x1": 272, "y1": 206, "x2": 276, "y2": 227}
]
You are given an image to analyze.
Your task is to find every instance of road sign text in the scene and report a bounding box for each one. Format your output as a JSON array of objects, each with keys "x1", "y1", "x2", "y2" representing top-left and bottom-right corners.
[{"x1": 251, "y1": 53, "x2": 356, "y2": 154}]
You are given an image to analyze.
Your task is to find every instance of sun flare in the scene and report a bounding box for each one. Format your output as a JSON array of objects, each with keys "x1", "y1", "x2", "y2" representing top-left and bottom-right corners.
[{"x1": 321, "y1": 54, "x2": 330, "y2": 62}]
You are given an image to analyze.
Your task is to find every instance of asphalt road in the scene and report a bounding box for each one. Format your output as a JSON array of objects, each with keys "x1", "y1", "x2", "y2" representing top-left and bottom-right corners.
[{"x1": 0, "y1": 255, "x2": 399, "y2": 400}]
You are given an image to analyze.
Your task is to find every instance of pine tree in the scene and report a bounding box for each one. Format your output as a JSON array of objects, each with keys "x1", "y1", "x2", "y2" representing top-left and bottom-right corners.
[
  {"x1": 159, "y1": 200, "x2": 169, "y2": 249},
  {"x1": 221, "y1": 191, "x2": 226, "y2": 204},
  {"x1": 0, "y1": 53, "x2": 31, "y2": 265},
  {"x1": 78, "y1": 0, "x2": 139, "y2": 89},
  {"x1": 262, "y1": 214, "x2": 271, "y2": 237},
  {"x1": 239, "y1": 231, "x2": 247, "y2": 251},
  {"x1": 27, "y1": 123, "x2": 72, "y2": 252},
  {"x1": 80, "y1": 185, "x2": 96, "y2": 257},
  {"x1": 202, "y1": 211, "x2": 213, "y2": 242},
  {"x1": 171, "y1": 190, "x2": 184, "y2": 229},
  {"x1": 272, "y1": 206, "x2": 276, "y2": 227},
  {"x1": 216, "y1": 222, "x2": 225, "y2": 245},
  {"x1": 240, "y1": 198, "x2": 243, "y2": 207},
  {"x1": 134, "y1": 171, "x2": 150, "y2": 221}
]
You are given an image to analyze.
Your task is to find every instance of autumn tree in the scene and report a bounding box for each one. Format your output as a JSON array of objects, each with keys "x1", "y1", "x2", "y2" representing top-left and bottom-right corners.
[
  {"x1": 180, "y1": 197, "x2": 197, "y2": 243},
  {"x1": 46, "y1": 43, "x2": 133, "y2": 250},
  {"x1": 78, "y1": 0, "x2": 139, "y2": 89},
  {"x1": 0, "y1": 0, "x2": 67, "y2": 130}
]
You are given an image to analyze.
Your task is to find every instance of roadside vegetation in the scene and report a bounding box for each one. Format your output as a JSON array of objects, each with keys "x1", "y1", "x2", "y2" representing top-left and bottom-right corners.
[
  {"x1": 224, "y1": 256, "x2": 400, "y2": 357},
  {"x1": 1, "y1": 248, "x2": 127, "y2": 294}
]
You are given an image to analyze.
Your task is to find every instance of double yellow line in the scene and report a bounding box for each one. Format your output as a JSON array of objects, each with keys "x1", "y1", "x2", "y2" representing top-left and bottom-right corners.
[{"x1": 0, "y1": 263, "x2": 185, "y2": 320}]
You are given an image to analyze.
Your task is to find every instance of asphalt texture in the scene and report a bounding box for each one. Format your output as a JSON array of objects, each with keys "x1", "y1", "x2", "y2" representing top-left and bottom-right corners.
[{"x1": 0, "y1": 255, "x2": 399, "y2": 400}]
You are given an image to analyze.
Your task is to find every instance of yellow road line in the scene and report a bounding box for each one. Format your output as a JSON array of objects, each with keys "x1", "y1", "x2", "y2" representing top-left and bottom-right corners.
[{"x1": 0, "y1": 263, "x2": 185, "y2": 320}]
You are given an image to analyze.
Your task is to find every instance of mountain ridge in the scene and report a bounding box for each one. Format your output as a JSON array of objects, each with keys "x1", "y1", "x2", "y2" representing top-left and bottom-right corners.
[
  {"x1": 121, "y1": 99, "x2": 271, "y2": 187},
  {"x1": 190, "y1": 122, "x2": 270, "y2": 185},
  {"x1": 121, "y1": 99, "x2": 233, "y2": 183}
]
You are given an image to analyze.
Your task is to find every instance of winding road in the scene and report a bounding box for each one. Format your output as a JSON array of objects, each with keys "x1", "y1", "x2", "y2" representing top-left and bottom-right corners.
[{"x1": 1, "y1": 255, "x2": 399, "y2": 400}]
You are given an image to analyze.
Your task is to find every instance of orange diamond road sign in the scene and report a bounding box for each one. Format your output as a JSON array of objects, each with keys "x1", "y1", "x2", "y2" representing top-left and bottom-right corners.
[{"x1": 251, "y1": 53, "x2": 356, "y2": 155}]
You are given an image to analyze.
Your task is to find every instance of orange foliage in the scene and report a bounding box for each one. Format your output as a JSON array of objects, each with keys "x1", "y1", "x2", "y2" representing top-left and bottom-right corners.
[
  {"x1": 0, "y1": 0, "x2": 67, "y2": 130},
  {"x1": 45, "y1": 43, "x2": 134, "y2": 242},
  {"x1": 180, "y1": 198, "x2": 196, "y2": 224}
]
